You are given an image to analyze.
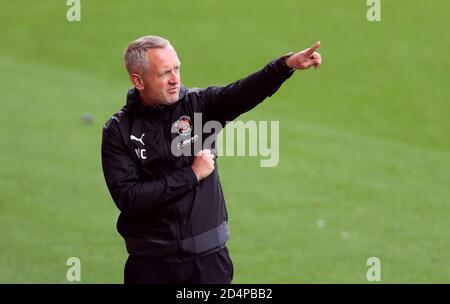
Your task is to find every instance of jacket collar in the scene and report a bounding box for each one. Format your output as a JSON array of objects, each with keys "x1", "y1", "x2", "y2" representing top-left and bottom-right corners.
[{"x1": 122, "y1": 86, "x2": 187, "y2": 116}]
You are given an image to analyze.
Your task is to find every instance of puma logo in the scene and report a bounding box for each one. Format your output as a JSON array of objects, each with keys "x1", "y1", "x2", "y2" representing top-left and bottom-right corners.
[{"x1": 130, "y1": 133, "x2": 145, "y2": 146}]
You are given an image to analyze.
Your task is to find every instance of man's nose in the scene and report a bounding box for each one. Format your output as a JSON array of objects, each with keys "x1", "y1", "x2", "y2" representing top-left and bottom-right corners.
[{"x1": 168, "y1": 70, "x2": 180, "y2": 84}]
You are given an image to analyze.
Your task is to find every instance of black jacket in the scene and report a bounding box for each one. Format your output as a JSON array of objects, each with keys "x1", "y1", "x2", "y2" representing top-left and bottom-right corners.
[{"x1": 101, "y1": 56, "x2": 294, "y2": 262}]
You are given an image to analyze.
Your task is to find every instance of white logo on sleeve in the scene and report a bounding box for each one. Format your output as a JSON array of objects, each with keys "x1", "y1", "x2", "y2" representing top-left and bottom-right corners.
[{"x1": 130, "y1": 133, "x2": 145, "y2": 146}]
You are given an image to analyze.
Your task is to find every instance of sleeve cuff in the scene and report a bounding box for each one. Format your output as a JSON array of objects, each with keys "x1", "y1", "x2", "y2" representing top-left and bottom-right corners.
[{"x1": 269, "y1": 56, "x2": 296, "y2": 80}]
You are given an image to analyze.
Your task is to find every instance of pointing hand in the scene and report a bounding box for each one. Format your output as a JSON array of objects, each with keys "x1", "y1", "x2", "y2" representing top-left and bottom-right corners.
[{"x1": 285, "y1": 41, "x2": 322, "y2": 70}]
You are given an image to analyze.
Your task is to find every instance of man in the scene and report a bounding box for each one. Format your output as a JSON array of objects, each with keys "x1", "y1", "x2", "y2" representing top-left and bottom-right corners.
[{"x1": 101, "y1": 35, "x2": 322, "y2": 284}]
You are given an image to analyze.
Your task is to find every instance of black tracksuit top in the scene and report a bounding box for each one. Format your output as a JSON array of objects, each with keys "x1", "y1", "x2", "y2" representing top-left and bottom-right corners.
[{"x1": 101, "y1": 56, "x2": 294, "y2": 261}]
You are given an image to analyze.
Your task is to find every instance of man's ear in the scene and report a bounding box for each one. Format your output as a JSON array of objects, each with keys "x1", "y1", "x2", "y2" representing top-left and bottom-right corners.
[{"x1": 130, "y1": 73, "x2": 144, "y2": 90}]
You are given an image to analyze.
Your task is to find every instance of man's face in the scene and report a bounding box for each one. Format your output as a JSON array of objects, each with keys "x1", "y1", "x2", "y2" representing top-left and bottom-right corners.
[{"x1": 136, "y1": 45, "x2": 181, "y2": 106}]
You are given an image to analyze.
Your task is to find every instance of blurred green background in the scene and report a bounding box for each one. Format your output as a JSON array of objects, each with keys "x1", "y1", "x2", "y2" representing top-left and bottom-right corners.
[{"x1": 0, "y1": 0, "x2": 449, "y2": 283}]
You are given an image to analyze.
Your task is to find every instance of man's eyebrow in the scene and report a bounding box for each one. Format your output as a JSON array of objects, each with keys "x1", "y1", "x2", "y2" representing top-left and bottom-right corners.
[
  {"x1": 158, "y1": 64, "x2": 181, "y2": 74},
  {"x1": 158, "y1": 68, "x2": 170, "y2": 74}
]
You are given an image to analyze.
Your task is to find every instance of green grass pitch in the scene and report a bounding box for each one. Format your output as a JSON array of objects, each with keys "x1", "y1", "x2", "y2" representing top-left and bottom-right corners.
[{"x1": 0, "y1": 0, "x2": 449, "y2": 283}]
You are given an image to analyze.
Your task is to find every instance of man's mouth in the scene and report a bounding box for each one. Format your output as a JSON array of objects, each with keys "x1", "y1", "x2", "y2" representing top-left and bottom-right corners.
[{"x1": 168, "y1": 87, "x2": 178, "y2": 94}]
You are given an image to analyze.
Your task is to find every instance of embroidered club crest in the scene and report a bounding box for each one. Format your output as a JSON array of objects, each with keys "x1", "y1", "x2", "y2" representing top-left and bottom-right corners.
[{"x1": 173, "y1": 115, "x2": 192, "y2": 136}]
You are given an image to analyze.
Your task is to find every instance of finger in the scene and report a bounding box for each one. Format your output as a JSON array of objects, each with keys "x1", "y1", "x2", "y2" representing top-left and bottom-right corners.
[
  {"x1": 310, "y1": 59, "x2": 321, "y2": 69},
  {"x1": 315, "y1": 58, "x2": 321, "y2": 68},
  {"x1": 208, "y1": 159, "x2": 215, "y2": 168},
  {"x1": 195, "y1": 150, "x2": 204, "y2": 157},
  {"x1": 303, "y1": 59, "x2": 322, "y2": 69},
  {"x1": 311, "y1": 52, "x2": 321, "y2": 59},
  {"x1": 304, "y1": 41, "x2": 321, "y2": 57},
  {"x1": 300, "y1": 59, "x2": 317, "y2": 69},
  {"x1": 203, "y1": 153, "x2": 215, "y2": 160},
  {"x1": 312, "y1": 53, "x2": 321, "y2": 67},
  {"x1": 196, "y1": 149, "x2": 210, "y2": 156}
]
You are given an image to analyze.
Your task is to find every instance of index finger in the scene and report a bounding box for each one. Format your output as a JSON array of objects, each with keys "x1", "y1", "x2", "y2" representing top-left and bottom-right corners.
[{"x1": 305, "y1": 41, "x2": 321, "y2": 57}]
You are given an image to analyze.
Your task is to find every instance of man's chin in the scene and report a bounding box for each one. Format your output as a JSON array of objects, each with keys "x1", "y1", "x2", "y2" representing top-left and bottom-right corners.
[{"x1": 165, "y1": 94, "x2": 180, "y2": 104}]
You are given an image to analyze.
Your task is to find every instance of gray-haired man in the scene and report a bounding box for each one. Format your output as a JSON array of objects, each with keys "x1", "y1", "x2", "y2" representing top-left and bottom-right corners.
[{"x1": 101, "y1": 35, "x2": 322, "y2": 284}]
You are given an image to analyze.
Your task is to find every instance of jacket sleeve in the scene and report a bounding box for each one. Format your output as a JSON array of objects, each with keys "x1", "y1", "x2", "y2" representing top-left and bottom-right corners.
[
  {"x1": 197, "y1": 56, "x2": 295, "y2": 124},
  {"x1": 101, "y1": 120, "x2": 199, "y2": 214}
]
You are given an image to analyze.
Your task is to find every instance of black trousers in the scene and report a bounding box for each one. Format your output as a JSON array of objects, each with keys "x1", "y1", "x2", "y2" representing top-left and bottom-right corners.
[{"x1": 124, "y1": 247, "x2": 234, "y2": 284}]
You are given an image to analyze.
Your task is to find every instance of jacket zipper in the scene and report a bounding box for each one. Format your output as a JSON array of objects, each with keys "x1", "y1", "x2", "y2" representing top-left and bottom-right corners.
[{"x1": 159, "y1": 113, "x2": 183, "y2": 262}]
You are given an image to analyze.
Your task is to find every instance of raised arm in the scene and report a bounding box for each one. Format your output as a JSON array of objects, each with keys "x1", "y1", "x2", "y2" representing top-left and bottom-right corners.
[{"x1": 197, "y1": 41, "x2": 322, "y2": 124}]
